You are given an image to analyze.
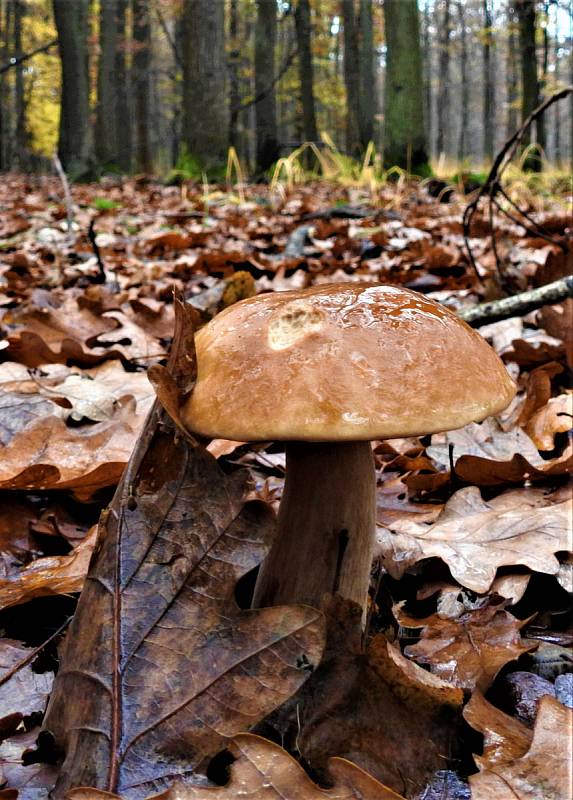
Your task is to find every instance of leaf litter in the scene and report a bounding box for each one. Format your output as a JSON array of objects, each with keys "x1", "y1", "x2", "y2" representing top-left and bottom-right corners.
[{"x1": 0, "y1": 176, "x2": 571, "y2": 798}]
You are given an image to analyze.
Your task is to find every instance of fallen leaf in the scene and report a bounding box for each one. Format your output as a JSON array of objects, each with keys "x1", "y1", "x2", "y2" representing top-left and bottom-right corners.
[
  {"x1": 43, "y1": 421, "x2": 324, "y2": 798},
  {"x1": 66, "y1": 734, "x2": 404, "y2": 800},
  {"x1": 403, "y1": 603, "x2": 535, "y2": 691},
  {"x1": 376, "y1": 486, "x2": 571, "y2": 593},
  {"x1": 525, "y1": 393, "x2": 572, "y2": 451},
  {"x1": 0, "y1": 640, "x2": 54, "y2": 733},
  {"x1": 463, "y1": 691, "x2": 532, "y2": 769},
  {"x1": 0, "y1": 526, "x2": 96, "y2": 611},
  {"x1": 468, "y1": 696, "x2": 572, "y2": 800}
]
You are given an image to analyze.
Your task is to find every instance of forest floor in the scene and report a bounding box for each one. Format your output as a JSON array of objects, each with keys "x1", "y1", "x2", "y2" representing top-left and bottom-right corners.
[{"x1": 0, "y1": 173, "x2": 571, "y2": 799}]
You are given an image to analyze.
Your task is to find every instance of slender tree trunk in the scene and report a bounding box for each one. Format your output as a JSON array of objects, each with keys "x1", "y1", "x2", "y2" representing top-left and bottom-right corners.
[
  {"x1": 52, "y1": 0, "x2": 92, "y2": 178},
  {"x1": 483, "y1": 0, "x2": 494, "y2": 161},
  {"x1": 422, "y1": 0, "x2": 432, "y2": 153},
  {"x1": 254, "y1": 0, "x2": 279, "y2": 172},
  {"x1": 295, "y1": 0, "x2": 318, "y2": 145},
  {"x1": 515, "y1": 0, "x2": 541, "y2": 166},
  {"x1": 457, "y1": 0, "x2": 469, "y2": 162},
  {"x1": 383, "y1": 0, "x2": 428, "y2": 172},
  {"x1": 358, "y1": 0, "x2": 375, "y2": 146},
  {"x1": 115, "y1": 0, "x2": 131, "y2": 172},
  {"x1": 182, "y1": 0, "x2": 228, "y2": 172},
  {"x1": 552, "y1": 21, "x2": 560, "y2": 165},
  {"x1": 436, "y1": 0, "x2": 451, "y2": 158},
  {"x1": 228, "y1": 0, "x2": 240, "y2": 150},
  {"x1": 506, "y1": 4, "x2": 519, "y2": 139},
  {"x1": 96, "y1": 0, "x2": 118, "y2": 169},
  {"x1": 132, "y1": 0, "x2": 151, "y2": 173},
  {"x1": 341, "y1": 0, "x2": 361, "y2": 154},
  {"x1": 13, "y1": 0, "x2": 26, "y2": 169}
]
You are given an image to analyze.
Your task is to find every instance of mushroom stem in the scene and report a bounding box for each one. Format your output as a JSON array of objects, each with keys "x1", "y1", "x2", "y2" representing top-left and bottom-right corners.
[{"x1": 252, "y1": 441, "x2": 376, "y2": 612}]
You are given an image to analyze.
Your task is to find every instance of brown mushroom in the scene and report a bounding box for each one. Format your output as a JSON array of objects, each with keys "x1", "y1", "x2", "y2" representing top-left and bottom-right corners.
[{"x1": 181, "y1": 283, "x2": 516, "y2": 613}]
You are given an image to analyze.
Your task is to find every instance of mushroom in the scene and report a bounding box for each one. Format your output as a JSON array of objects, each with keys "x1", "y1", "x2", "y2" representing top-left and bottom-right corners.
[{"x1": 181, "y1": 283, "x2": 515, "y2": 613}]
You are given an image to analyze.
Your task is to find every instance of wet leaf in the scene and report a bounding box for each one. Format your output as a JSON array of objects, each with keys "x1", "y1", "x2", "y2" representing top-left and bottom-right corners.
[
  {"x1": 403, "y1": 603, "x2": 535, "y2": 691},
  {"x1": 376, "y1": 486, "x2": 571, "y2": 592},
  {"x1": 43, "y1": 421, "x2": 324, "y2": 798},
  {"x1": 468, "y1": 696, "x2": 572, "y2": 800}
]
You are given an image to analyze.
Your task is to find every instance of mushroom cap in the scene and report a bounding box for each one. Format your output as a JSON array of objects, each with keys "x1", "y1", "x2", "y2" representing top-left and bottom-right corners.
[{"x1": 181, "y1": 283, "x2": 516, "y2": 442}]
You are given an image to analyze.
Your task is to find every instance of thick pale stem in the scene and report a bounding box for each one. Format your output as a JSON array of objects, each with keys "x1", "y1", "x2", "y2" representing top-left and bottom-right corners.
[{"x1": 252, "y1": 441, "x2": 376, "y2": 611}]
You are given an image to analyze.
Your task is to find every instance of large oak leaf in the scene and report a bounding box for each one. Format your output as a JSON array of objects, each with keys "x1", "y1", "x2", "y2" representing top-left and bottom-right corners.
[
  {"x1": 376, "y1": 486, "x2": 571, "y2": 593},
  {"x1": 42, "y1": 412, "x2": 324, "y2": 798}
]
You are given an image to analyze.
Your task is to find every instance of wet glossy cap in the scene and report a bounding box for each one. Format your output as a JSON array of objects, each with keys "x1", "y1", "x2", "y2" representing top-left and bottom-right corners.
[{"x1": 181, "y1": 283, "x2": 516, "y2": 442}]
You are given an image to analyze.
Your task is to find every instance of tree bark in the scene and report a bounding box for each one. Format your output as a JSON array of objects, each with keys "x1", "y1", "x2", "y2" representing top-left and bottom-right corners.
[
  {"x1": 515, "y1": 0, "x2": 542, "y2": 166},
  {"x1": 506, "y1": 5, "x2": 519, "y2": 139},
  {"x1": 295, "y1": 0, "x2": 318, "y2": 145},
  {"x1": 252, "y1": 441, "x2": 376, "y2": 613},
  {"x1": 182, "y1": 0, "x2": 228, "y2": 172},
  {"x1": 358, "y1": 0, "x2": 375, "y2": 146},
  {"x1": 422, "y1": 0, "x2": 432, "y2": 152},
  {"x1": 13, "y1": 0, "x2": 26, "y2": 169},
  {"x1": 228, "y1": 0, "x2": 240, "y2": 150},
  {"x1": 132, "y1": 0, "x2": 151, "y2": 173},
  {"x1": 115, "y1": 0, "x2": 131, "y2": 173},
  {"x1": 483, "y1": 0, "x2": 494, "y2": 161},
  {"x1": 341, "y1": 0, "x2": 361, "y2": 155},
  {"x1": 254, "y1": 0, "x2": 279, "y2": 173},
  {"x1": 457, "y1": 0, "x2": 468, "y2": 162},
  {"x1": 52, "y1": 0, "x2": 92, "y2": 178},
  {"x1": 436, "y1": 0, "x2": 451, "y2": 158},
  {"x1": 383, "y1": 0, "x2": 428, "y2": 172},
  {"x1": 96, "y1": 0, "x2": 119, "y2": 169}
]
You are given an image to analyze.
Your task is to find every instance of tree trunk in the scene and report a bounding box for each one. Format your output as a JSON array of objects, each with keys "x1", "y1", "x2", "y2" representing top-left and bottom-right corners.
[
  {"x1": 13, "y1": 0, "x2": 26, "y2": 169},
  {"x1": 457, "y1": 0, "x2": 468, "y2": 162},
  {"x1": 552, "y1": 23, "x2": 560, "y2": 165},
  {"x1": 383, "y1": 0, "x2": 428, "y2": 172},
  {"x1": 132, "y1": 0, "x2": 151, "y2": 173},
  {"x1": 436, "y1": 0, "x2": 451, "y2": 159},
  {"x1": 96, "y1": 0, "x2": 119, "y2": 169},
  {"x1": 115, "y1": 0, "x2": 131, "y2": 172},
  {"x1": 228, "y1": 0, "x2": 240, "y2": 150},
  {"x1": 515, "y1": 0, "x2": 541, "y2": 166},
  {"x1": 483, "y1": 0, "x2": 494, "y2": 161},
  {"x1": 182, "y1": 0, "x2": 228, "y2": 173},
  {"x1": 358, "y1": 0, "x2": 375, "y2": 146},
  {"x1": 341, "y1": 0, "x2": 361, "y2": 155},
  {"x1": 422, "y1": 0, "x2": 432, "y2": 152},
  {"x1": 506, "y1": 5, "x2": 519, "y2": 139},
  {"x1": 295, "y1": 0, "x2": 318, "y2": 145},
  {"x1": 254, "y1": 0, "x2": 279, "y2": 173},
  {"x1": 52, "y1": 0, "x2": 92, "y2": 178}
]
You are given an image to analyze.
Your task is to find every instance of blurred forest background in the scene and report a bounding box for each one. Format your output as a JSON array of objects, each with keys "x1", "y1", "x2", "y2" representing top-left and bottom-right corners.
[{"x1": 0, "y1": 0, "x2": 572, "y2": 180}]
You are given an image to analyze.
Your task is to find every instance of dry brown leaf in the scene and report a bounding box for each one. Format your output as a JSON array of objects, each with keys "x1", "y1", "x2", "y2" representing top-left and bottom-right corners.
[
  {"x1": 463, "y1": 691, "x2": 532, "y2": 770},
  {"x1": 66, "y1": 734, "x2": 404, "y2": 800},
  {"x1": 376, "y1": 486, "x2": 571, "y2": 593},
  {"x1": 403, "y1": 604, "x2": 535, "y2": 691},
  {"x1": 468, "y1": 696, "x2": 572, "y2": 800},
  {"x1": 0, "y1": 399, "x2": 144, "y2": 495},
  {"x1": 0, "y1": 640, "x2": 54, "y2": 733},
  {"x1": 525, "y1": 393, "x2": 572, "y2": 451},
  {"x1": 0, "y1": 526, "x2": 96, "y2": 611}
]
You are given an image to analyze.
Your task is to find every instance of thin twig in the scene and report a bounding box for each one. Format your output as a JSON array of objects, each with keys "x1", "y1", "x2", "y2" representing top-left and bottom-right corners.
[
  {"x1": 462, "y1": 85, "x2": 573, "y2": 285},
  {"x1": 52, "y1": 154, "x2": 73, "y2": 235},
  {"x1": 0, "y1": 38, "x2": 57, "y2": 74},
  {"x1": 0, "y1": 616, "x2": 72, "y2": 689},
  {"x1": 233, "y1": 45, "x2": 298, "y2": 113},
  {"x1": 87, "y1": 218, "x2": 106, "y2": 284}
]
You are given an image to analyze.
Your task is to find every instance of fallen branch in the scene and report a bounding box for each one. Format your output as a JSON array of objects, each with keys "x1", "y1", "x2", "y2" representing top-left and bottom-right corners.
[
  {"x1": 0, "y1": 38, "x2": 58, "y2": 74},
  {"x1": 459, "y1": 276, "x2": 573, "y2": 327}
]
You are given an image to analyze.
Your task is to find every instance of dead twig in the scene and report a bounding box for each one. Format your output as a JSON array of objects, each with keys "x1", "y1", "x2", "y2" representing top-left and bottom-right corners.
[
  {"x1": 52, "y1": 154, "x2": 73, "y2": 235},
  {"x1": 87, "y1": 218, "x2": 106, "y2": 284},
  {"x1": 0, "y1": 38, "x2": 57, "y2": 74},
  {"x1": 463, "y1": 86, "x2": 573, "y2": 288},
  {"x1": 459, "y1": 275, "x2": 573, "y2": 327}
]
